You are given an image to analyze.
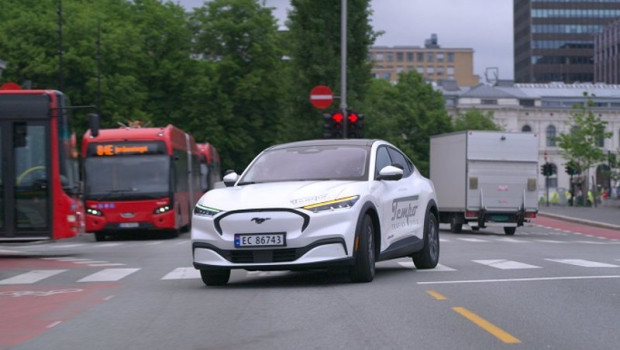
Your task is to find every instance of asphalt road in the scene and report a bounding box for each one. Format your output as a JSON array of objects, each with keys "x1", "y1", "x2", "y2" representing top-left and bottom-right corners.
[{"x1": 1, "y1": 223, "x2": 619, "y2": 350}]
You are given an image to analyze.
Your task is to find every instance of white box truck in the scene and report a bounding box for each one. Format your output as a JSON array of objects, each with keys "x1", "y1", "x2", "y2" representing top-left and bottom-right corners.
[{"x1": 430, "y1": 130, "x2": 539, "y2": 235}]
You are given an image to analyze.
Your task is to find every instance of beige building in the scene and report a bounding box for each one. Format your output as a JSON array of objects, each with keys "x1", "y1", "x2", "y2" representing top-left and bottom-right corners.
[{"x1": 369, "y1": 34, "x2": 479, "y2": 87}]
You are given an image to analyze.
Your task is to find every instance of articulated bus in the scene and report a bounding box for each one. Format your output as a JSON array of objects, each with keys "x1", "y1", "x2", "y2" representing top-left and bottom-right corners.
[
  {"x1": 196, "y1": 143, "x2": 222, "y2": 192},
  {"x1": 0, "y1": 84, "x2": 83, "y2": 242},
  {"x1": 82, "y1": 124, "x2": 202, "y2": 241}
]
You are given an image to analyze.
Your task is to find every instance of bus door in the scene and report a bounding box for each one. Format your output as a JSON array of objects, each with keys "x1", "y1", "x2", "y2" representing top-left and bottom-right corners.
[{"x1": 0, "y1": 120, "x2": 52, "y2": 240}]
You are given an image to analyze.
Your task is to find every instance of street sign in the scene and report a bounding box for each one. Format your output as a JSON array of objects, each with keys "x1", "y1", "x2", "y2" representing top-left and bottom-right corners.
[{"x1": 309, "y1": 85, "x2": 333, "y2": 109}]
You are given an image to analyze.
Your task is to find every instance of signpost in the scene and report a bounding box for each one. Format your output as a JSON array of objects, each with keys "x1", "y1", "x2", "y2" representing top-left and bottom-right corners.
[{"x1": 309, "y1": 85, "x2": 334, "y2": 109}]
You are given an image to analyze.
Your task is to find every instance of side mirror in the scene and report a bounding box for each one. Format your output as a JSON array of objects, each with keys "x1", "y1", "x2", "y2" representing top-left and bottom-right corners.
[
  {"x1": 223, "y1": 171, "x2": 239, "y2": 187},
  {"x1": 88, "y1": 113, "x2": 100, "y2": 138},
  {"x1": 376, "y1": 165, "x2": 403, "y2": 181}
]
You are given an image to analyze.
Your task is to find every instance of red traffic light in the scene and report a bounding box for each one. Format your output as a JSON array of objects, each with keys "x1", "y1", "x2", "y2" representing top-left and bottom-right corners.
[
  {"x1": 332, "y1": 112, "x2": 344, "y2": 123},
  {"x1": 348, "y1": 113, "x2": 358, "y2": 123}
]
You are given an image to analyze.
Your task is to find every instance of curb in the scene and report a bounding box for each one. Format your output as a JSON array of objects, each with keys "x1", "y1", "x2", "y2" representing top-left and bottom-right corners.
[{"x1": 537, "y1": 212, "x2": 620, "y2": 231}]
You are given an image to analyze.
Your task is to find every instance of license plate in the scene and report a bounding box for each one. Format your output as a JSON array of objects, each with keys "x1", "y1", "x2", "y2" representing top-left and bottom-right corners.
[
  {"x1": 119, "y1": 222, "x2": 139, "y2": 228},
  {"x1": 491, "y1": 215, "x2": 509, "y2": 222},
  {"x1": 234, "y1": 233, "x2": 286, "y2": 248}
]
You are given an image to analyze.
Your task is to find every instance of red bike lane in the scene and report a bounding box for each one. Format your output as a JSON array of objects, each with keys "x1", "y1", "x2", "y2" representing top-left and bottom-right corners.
[
  {"x1": 0, "y1": 258, "x2": 117, "y2": 349},
  {"x1": 533, "y1": 215, "x2": 620, "y2": 240}
]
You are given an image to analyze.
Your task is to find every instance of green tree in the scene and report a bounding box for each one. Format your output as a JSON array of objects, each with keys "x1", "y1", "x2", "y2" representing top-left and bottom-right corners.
[
  {"x1": 361, "y1": 71, "x2": 452, "y2": 176},
  {"x1": 190, "y1": 0, "x2": 284, "y2": 170},
  {"x1": 283, "y1": 0, "x2": 376, "y2": 142},
  {"x1": 556, "y1": 93, "x2": 612, "y2": 205},
  {"x1": 452, "y1": 108, "x2": 501, "y2": 132}
]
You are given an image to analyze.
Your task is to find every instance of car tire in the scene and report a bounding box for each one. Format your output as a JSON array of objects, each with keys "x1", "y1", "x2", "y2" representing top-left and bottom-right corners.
[
  {"x1": 349, "y1": 214, "x2": 375, "y2": 283},
  {"x1": 504, "y1": 227, "x2": 516, "y2": 235},
  {"x1": 94, "y1": 232, "x2": 106, "y2": 242},
  {"x1": 413, "y1": 211, "x2": 439, "y2": 269},
  {"x1": 200, "y1": 269, "x2": 230, "y2": 286}
]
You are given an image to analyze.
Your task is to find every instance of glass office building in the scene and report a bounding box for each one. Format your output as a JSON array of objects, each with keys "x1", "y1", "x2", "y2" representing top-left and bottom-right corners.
[{"x1": 514, "y1": 0, "x2": 620, "y2": 83}]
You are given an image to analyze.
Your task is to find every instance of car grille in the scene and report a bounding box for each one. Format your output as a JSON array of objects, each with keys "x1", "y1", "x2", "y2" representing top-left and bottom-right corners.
[{"x1": 230, "y1": 249, "x2": 299, "y2": 263}]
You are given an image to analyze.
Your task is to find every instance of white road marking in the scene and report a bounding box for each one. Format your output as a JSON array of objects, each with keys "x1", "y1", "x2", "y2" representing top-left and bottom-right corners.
[
  {"x1": 397, "y1": 261, "x2": 456, "y2": 271},
  {"x1": 161, "y1": 267, "x2": 200, "y2": 280},
  {"x1": 473, "y1": 259, "x2": 541, "y2": 270},
  {"x1": 418, "y1": 275, "x2": 620, "y2": 285},
  {"x1": 457, "y1": 238, "x2": 489, "y2": 243},
  {"x1": 78, "y1": 268, "x2": 140, "y2": 282},
  {"x1": 0, "y1": 270, "x2": 67, "y2": 285},
  {"x1": 545, "y1": 259, "x2": 619, "y2": 268}
]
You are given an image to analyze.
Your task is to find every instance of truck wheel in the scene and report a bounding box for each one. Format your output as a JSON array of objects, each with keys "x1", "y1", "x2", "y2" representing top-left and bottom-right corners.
[
  {"x1": 450, "y1": 216, "x2": 462, "y2": 233},
  {"x1": 349, "y1": 214, "x2": 375, "y2": 283},
  {"x1": 504, "y1": 227, "x2": 516, "y2": 235},
  {"x1": 200, "y1": 269, "x2": 230, "y2": 286},
  {"x1": 413, "y1": 211, "x2": 440, "y2": 269}
]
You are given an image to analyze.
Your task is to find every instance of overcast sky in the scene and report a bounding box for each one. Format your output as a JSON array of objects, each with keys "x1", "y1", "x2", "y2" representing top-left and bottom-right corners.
[{"x1": 176, "y1": 0, "x2": 514, "y2": 81}]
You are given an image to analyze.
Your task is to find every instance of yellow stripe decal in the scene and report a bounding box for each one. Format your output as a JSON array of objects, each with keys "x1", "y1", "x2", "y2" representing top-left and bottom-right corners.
[{"x1": 452, "y1": 307, "x2": 521, "y2": 344}]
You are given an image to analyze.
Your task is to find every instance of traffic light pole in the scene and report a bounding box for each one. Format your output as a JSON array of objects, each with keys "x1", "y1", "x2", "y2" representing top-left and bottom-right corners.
[{"x1": 340, "y1": 0, "x2": 348, "y2": 139}]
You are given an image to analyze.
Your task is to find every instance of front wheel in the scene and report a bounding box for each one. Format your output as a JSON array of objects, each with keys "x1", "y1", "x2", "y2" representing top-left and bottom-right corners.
[
  {"x1": 94, "y1": 232, "x2": 106, "y2": 242},
  {"x1": 413, "y1": 211, "x2": 440, "y2": 269},
  {"x1": 349, "y1": 214, "x2": 375, "y2": 283},
  {"x1": 200, "y1": 269, "x2": 230, "y2": 286}
]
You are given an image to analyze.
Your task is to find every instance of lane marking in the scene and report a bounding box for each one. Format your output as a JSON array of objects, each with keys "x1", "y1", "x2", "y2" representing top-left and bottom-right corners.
[
  {"x1": 457, "y1": 238, "x2": 488, "y2": 243},
  {"x1": 397, "y1": 261, "x2": 456, "y2": 271},
  {"x1": 452, "y1": 307, "x2": 521, "y2": 344},
  {"x1": 426, "y1": 290, "x2": 447, "y2": 300},
  {"x1": 473, "y1": 259, "x2": 541, "y2": 270},
  {"x1": 0, "y1": 270, "x2": 67, "y2": 285},
  {"x1": 46, "y1": 321, "x2": 62, "y2": 329},
  {"x1": 545, "y1": 259, "x2": 619, "y2": 268},
  {"x1": 161, "y1": 267, "x2": 200, "y2": 280},
  {"x1": 77, "y1": 268, "x2": 140, "y2": 282},
  {"x1": 418, "y1": 275, "x2": 620, "y2": 285}
]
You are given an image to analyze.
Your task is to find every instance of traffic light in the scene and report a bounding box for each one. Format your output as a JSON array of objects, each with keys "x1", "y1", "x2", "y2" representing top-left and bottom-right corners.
[
  {"x1": 323, "y1": 111, "x2": 343, "y2": 139},
  {"x1": 346, "y1": 110, "x2": 364, "y2": 138},
  {"x1": 541, "y1": 162, "x2": 555, "y2": 176},
  {"x1": 564, "y1": 161, "x2": 580, "y2": 176}
]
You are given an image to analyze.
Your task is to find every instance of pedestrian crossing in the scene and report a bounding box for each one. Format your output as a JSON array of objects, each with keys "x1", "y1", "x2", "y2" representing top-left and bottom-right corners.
[{"x1": 1, "y1": 257, "x2": 619, "y2": 286}]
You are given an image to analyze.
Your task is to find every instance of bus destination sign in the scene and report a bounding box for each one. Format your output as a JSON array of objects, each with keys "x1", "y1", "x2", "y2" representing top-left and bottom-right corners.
[{"x1": 87, "y1": 141, "x2": 166, "y2": 157}]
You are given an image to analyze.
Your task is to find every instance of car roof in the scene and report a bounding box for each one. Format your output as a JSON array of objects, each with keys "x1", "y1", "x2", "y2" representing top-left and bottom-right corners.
[{"x1": 267, "y1": 139, "x2": 381, "y2": 151}]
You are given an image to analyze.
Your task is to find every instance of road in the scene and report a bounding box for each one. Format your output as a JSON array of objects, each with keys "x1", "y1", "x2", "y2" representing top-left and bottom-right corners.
[{"x1": 1, "y1": 222, "x2": 619, "y2": 350}]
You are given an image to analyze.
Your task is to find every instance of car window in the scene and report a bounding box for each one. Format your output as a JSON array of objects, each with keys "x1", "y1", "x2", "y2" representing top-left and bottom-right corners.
[
  {"x1": 387, "y1": 147, "x2": 413, "y2": 177},
  {"x1": 241, "y1": 145, "x2": 369, "y2": 182},
  {"x1": 375, "y1": 146, "x2": 392, "y2": 176}
]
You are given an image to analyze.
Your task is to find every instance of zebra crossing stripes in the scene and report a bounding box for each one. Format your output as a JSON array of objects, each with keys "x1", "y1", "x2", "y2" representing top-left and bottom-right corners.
[
  {"x1": 77, "y1": 268, "x2": 140, "y2": 282},
  {"x1": 0, "y1": 270, "x2": 67, "y2": 285},
  {"x1": 473, "y1": 259, "x2": 541, "y2": 270},
  {"x1": 545, "y1": 259, "x2": 619, "y2": 268},
  {"x1": 162, "y1": 267, "x2": 200, "y2": 280}
]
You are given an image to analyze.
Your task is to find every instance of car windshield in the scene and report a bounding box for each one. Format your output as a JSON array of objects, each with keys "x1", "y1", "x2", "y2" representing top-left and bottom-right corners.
[{"x1": 240, "y1": 145, "x2": 369, "y2": 183}]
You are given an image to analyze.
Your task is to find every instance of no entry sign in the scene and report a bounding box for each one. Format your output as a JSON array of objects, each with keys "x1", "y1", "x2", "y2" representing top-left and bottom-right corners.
[{"x1": 309, "y1": 85, "x2": 333, "y2": 109}]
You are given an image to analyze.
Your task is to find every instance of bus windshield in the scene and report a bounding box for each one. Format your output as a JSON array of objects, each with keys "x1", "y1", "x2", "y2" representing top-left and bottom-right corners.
[{"x1": 84, "y1": 155, "x2": 170, "y2": 200}]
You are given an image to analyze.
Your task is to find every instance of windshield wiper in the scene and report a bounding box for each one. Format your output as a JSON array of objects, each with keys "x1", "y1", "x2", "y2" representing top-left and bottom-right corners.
[{"x1": 90, "y1": 188, "x2": 137, "y2": 201}]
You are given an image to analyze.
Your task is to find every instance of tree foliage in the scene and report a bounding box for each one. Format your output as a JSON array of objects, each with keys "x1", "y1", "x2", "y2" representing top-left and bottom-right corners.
[
  {"x1": 361, "y1": 71, "x2": 453, "y2": 176},
  {"x1": 452, "y1": 109, "x2": 501, "y2": 132}
]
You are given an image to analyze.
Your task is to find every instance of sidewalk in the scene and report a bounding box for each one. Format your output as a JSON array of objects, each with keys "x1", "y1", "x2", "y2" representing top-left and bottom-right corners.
[{"x1": 537, "y1": 198, "x2": 620, "y2": 230}]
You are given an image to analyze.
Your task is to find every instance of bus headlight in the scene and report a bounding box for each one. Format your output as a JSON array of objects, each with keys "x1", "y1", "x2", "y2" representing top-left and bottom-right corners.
[
  {"x1": 86, "y1": 208, "x2": 103, "y2": 216},
  {"x1": 153, "y1": 205, "x2": 172, "y2": 214}
]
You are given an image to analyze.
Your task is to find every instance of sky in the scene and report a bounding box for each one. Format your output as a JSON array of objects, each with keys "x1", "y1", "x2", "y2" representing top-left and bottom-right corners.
[{"x1": 175, "y1": 0, "x2": 514, "y2": 81}]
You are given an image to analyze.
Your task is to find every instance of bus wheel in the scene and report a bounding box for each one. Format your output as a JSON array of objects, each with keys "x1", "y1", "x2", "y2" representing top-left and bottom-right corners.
[
  {"x1": 504, "y1": 227, "x2": 516, "y2": 235},
  {"x1": 94, "y1": 232, "x2": 106, "y2": 242},
  {"x1": 200, "y1": 269, "x2": 230, "y2": 286}
]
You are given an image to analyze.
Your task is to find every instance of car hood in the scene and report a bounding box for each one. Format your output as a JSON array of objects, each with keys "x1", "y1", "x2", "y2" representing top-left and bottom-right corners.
[{"x1": 198, "y1": 181, "x2": 362, "y2": 210}]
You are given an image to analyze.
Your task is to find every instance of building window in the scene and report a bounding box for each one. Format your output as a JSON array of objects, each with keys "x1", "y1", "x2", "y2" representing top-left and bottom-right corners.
[
  {"x1": 417, "y1": 52, "x2": 424, "y2": 62},
  {"x1": 396, "y1": 52, "x2": 404, "y2": 62},
  {"x1": 407, "y1": 52, "x2": 414, "y2": 62},
  {"x1": 427, "y1": 52, "x2": 434, "y2": 62},
  {"x1": 426, "y1": 66, "x2": 434, "y2": 75},
  {"x1": 447, "y1": 53, "x2": 455, "y2": 62},
  {"x1": 546, "y1": 125, "x2": 556, "y2": 147},
  {"x1": 386, "y1": 53, "x2": 393, "y2": 62},
  {"x1": 437, "y1": 53, "x2": 444, "y2": 62},
  {"x1": 481, "y1": 99, "x2": 498, "y2": 105},
  {"x1": 522, "y1": 124, "x2": 532, "y2": 132},
  {"x1": 375, "y1": 53, "x2": 383, "y2": 62},
  {"x1": 447, "y1": 66, "x2": 455, "y2": 75}
]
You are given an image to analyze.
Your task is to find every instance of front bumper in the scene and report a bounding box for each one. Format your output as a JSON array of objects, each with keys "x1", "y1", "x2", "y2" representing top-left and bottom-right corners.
[{"x1": 191, "y1": 207, "x2": 359, "y2": 270}]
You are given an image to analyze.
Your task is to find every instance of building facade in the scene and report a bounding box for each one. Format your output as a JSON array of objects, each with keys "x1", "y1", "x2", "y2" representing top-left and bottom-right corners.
[
  {"x1": 369, "y1": 35, "x2": 479, "y2": 87},
  {"x1": 594, "y1": 17, "x2": 620, "y2": 84},
  {"x1": 514, "y1": 0, "x2": 620, "y2": 84},
  {"x1": 438, "y1": 81, "x2": 620, "y2": 199}
]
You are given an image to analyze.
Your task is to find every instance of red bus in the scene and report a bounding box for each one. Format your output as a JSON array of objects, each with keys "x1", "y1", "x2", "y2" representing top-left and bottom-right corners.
[
  {"x1": 196, "y1": 143, "x2": 222, "y2": 192},
  {"x1": 82, "y1": 124, "x2": 202, "y2": 241},
  {"x1": 0, "y1": 85, "x2": 83, "y2": 242}
]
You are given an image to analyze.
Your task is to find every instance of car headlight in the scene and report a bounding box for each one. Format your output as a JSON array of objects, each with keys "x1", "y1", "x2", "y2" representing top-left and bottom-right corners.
[
  {"x1": 302, "y1": 195, "x2": 359, "y2": 213},
  {"x1": 194, "y1": 204, "x2": 222, "y2": 217},
  {"x1": 86, "y1": 208, "x2": 103, "y2": 216}
]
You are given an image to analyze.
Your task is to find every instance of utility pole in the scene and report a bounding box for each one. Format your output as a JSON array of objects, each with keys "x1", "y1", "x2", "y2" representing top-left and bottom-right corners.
[
  {"x1": 340, "y1": 0, "x2": 348, "y2": 139},
  {"x1": 57, "y1": 0, "x2": 63, "y2": 90}
]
